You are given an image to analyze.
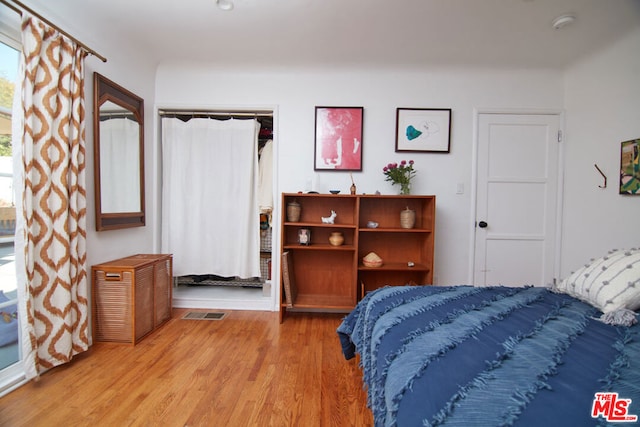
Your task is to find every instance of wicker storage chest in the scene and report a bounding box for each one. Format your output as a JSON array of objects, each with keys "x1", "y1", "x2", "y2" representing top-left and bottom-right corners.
[{"x1": 92, "y1": 254, "x2": 172, "y2": 345}]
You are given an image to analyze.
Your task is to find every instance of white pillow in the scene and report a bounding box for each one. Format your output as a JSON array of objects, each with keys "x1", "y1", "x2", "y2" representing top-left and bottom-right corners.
[{"x1": 555, "y1": 248, "x2": 640, "y2": 313}]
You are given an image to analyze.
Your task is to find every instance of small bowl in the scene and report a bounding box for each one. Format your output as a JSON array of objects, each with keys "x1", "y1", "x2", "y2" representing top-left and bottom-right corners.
[
  {"x1": 329, "y1": 190, "x2": 340, "y2": 194},
  {"x1": 366, "y1": 221, "x2": 379, "y2": 229},
  {"x1": 363, "y1": 259, "x2": 383, "y2": 268}
]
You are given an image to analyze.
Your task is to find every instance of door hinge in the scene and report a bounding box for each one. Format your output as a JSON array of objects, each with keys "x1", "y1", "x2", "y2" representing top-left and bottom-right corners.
[{"x1": 557, "y1": 130, "x2": 563, "y2": 143}]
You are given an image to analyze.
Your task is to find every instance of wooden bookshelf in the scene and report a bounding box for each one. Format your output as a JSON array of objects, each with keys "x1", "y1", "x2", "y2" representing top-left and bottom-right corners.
[{"x1": 279, "y1": 193, "x2": 435, "y2": 321}]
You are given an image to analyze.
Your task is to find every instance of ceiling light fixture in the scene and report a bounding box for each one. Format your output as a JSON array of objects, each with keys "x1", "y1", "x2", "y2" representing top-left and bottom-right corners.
[
  {"x1": 552, "y1": 14, "x2": 576, "y2": 30},
  {"x1": 216, "y1": 0, "x2": 234, "y2": 11}
]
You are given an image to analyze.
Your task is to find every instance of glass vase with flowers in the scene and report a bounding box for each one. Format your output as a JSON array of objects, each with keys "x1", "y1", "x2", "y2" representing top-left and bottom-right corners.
[{"x1": 383, "y1": 160, "x2": 416, "y2": 194}]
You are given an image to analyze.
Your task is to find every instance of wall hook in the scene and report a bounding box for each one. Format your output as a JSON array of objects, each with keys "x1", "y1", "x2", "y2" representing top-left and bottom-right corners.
[{"x1": 594, "y1": 164, "x2": 607, "y2": 188}]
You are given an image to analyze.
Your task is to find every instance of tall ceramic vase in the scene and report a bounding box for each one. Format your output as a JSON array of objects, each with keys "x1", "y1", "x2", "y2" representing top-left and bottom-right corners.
[
  {"x1": 287, "y1": 201, "x2": 301, "y2": 222},
  {"x1": 400, "y1": 207, "x2": 415, "y2": 229}
]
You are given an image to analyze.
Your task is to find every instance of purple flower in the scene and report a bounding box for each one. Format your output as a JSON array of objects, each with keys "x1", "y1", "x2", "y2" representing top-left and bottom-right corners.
[{"x1": 382, "y1": 160, "x2": 417, "y2": 191}]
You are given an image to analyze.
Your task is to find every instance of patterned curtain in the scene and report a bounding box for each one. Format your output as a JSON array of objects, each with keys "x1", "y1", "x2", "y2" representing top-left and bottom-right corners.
[{"x1": 15, "y1": 13, "x2": 89, "y2": 379}]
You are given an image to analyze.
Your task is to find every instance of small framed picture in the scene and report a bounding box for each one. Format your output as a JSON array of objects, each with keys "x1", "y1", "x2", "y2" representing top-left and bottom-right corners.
[
  {"x1": 314, "y1": 106, "x2": 363, "y2": 171},
  {"x1": 620, "y1": 138, "x2": 640, "y2": 195},
  {"x1": 395, "y1": 108, "x2": 451, "y2": 153},
  {"x1": 298, "y1": 228, "x2": 311, "y2": 245}
]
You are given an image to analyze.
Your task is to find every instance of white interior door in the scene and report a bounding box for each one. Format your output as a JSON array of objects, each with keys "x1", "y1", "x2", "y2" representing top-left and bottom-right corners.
[{"x1": 474, "y1": 112, "x2": 561, "y2": 287}]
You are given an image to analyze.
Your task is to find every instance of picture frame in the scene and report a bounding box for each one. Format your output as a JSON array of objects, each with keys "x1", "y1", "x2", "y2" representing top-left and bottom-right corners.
[
  {"x1": 314, "y1": 106, "x2": 363, "y2": 171},
  {"x1": 298, "y1": 228, "x2": 311, "y2": 245},
  {"x1": 395, "y1": 108, "x2": 451, "y2": 153},
  {"x1": 620, "y1": 138, "x2": 640, "y2": 195}
]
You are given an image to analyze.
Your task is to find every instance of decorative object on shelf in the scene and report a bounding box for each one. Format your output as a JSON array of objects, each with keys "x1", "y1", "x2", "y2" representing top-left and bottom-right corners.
[
  {"x1": 314, "y1": 106, "x2": 364, "y2": 171},
  {"x1": 281, "y1": 251, "x2": 297, "y2": 307},
  {"x1": 400, "y1": 207, "x2": 416, "y2": 229},
  {"x1": 383, "y1": 160, "x2": 416, "y2": 195},
  {"x1": 329, "y1": 190, "x2": 340, "y2": 194},
  {"x1": 298, "y1": 228, "x2": 311, "y2": 245},
  {"x1": 350, "y1": 173, "x2": 357, "y2": 195},
  {"x1": 395, "y1": 108, "x2": 451, "y2": 153},
  {"x1": 321, "y1": 210, "x2": 337, "y2": 224},
  {"x1": 363, "y1": 252, "x2": 383, "y2": 268},
  {"x1": 620, "y1": 138, "x2": 640, "y2": 194},
  {"x1": 287, "y1": 201, "x2": 301, "y2": 222},
  {"x1": 329, "y1": 231, "x2": 344, "y2": 246},
  {"x1": 366, "y1": 220, "x2": 379, "y2": 229}
]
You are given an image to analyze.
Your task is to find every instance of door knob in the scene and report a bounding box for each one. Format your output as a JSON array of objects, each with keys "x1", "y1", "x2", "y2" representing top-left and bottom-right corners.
[{"x1": 478, "y1": 221, "x2": 488, "y2": 228}]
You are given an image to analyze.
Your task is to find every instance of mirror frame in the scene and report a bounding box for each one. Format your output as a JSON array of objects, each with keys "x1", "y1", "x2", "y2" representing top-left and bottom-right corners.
[{"x1": 93, "y1": 72, "x2": 145, "y2": 231}]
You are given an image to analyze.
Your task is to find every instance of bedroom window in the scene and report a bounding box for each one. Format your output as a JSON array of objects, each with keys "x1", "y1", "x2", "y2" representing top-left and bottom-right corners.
[{"x1": 0, "y1": 39, "x2": 21, "y2": 393}]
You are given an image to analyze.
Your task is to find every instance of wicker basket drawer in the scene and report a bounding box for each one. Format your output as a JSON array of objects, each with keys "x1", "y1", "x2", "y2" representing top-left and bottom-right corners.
[{"x1": 94, "y1": 270, "x2": 134, "y2": 342}]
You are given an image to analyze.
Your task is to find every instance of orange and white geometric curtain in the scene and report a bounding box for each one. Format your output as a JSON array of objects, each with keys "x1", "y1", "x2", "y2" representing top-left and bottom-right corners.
[{"x1": 14, "y1": 12, "x2": 89, "y2": 379}]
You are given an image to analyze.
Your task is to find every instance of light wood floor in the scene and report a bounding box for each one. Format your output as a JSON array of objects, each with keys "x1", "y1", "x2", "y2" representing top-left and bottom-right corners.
[{"x1": 0, "y1": 309, "x2": 372, "y2": 426}]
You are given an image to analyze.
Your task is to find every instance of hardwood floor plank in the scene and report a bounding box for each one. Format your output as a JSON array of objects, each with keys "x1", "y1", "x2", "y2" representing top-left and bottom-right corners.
[{"x1": 0, "y1": 309, "x2": 372, "y2": 426}]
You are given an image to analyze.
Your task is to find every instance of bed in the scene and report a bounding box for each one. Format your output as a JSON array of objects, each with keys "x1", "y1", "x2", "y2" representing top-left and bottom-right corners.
[{"x1": 337, "y1": 248, "x2": 640, "y2": 426}]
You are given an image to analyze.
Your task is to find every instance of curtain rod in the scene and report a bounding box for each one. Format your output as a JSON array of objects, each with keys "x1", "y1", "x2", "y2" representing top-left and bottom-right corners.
[
  {"x1": 100, "y1": 111, "x2": 135, "y2": 117},
  {"x1": 0, "y1": 0, "x2": 107, "y2": 63},
  {"x1": 159, "y1": 109, "x2": 273, "y2": 118}
]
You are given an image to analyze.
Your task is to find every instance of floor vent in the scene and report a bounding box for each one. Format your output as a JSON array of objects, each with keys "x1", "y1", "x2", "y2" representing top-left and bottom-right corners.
[{"x1": 182, "y1": 311, "x2": 226, "y2": 320}]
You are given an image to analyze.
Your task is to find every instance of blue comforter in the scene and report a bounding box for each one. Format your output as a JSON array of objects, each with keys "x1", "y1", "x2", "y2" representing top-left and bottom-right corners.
[{"x1": 337, "y1": 286, "x2": 640, "y2": 427}]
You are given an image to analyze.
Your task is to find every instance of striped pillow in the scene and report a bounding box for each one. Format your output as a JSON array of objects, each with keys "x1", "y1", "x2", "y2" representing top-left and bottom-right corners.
[{"x1": 555, "y1": 248, "x2": 640, "y2": 313}]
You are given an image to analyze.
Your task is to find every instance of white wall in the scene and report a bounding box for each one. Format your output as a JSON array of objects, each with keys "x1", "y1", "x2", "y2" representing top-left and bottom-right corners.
[
  {"x1": 155, "y1": 64, "x2": 564, "y2": 290},
  {"x1": 561, "y1": 27, "x2": 640, "y2": 275},
  {"x1": 8, "y1": 3, "x2": 636, "y2": 311},
  {"x1": 0, "y1": 3, "x2": 159, "y2": 272},
  {"x1": 84, "y1": 48, "x2": 158, "y2": 270},
  {"x1": 26, "y1": 5, "x2": 161, "y2": 270},
  {"x1": 9, "y1": 1, "x2": 637, "y2": 310}
]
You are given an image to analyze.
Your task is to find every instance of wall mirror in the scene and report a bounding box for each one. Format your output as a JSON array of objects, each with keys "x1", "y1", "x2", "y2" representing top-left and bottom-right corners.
[{"x1": 93, "y1": 72, "x2": 145, "y2": 231}]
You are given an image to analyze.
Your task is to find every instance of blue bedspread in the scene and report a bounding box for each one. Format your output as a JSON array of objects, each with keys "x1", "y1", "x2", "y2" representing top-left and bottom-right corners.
[{"x1": 337, "y1": 286, "x2": 640, "y2": 427}]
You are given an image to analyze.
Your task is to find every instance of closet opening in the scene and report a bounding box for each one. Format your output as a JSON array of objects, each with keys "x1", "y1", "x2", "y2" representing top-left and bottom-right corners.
[{"x1": 158, "y1": 109, "x2": 275, "y2": 310}]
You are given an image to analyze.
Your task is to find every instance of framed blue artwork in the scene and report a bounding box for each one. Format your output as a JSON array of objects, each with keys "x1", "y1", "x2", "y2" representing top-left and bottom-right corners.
[{"x1": 395, "y1": 108, "x2": 451, "y2": 153}]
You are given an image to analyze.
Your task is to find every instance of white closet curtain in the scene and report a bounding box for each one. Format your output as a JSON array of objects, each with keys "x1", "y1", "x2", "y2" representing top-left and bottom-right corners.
[
  {"x1": 99, "y1": 118, "x2": 140, "y2": 212},
  {"x1": 161, "y1": 117, "x2": 261, "y2": 279}
]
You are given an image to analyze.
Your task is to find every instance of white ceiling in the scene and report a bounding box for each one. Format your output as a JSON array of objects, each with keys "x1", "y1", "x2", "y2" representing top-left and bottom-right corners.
[{"x1": 15, "y1": 0, "x2": 640, "y2": 69}]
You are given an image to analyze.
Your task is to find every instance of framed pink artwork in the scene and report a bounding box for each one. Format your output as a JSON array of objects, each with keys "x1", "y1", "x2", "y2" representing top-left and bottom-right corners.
[{"x1": 314, "y1": 106, "x2": 363, "y2": 171}]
